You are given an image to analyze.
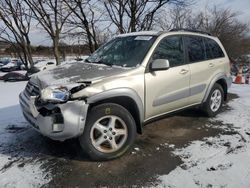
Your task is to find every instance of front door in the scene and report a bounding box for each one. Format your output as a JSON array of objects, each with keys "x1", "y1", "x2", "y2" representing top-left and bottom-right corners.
[{"x1": 145, "y1": 35, "x2": 190, "y2": 120}]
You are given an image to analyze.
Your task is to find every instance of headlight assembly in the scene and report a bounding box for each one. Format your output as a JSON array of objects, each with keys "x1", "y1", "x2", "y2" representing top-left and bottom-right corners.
[{"x1": 41, "y1": 86, "x2": 70, "y2": 103}]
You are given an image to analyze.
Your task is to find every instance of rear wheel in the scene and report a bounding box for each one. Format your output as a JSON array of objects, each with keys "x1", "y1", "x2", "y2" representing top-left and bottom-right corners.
[
  {"x1": 203, "y1": 83, "x2": 224, "y2": 117},
  {"x1": 79, "y1": 103, "x2": 137, "y2": 161}
]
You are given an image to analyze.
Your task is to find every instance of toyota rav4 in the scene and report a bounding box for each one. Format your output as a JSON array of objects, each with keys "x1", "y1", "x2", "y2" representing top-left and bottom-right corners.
[{"x1": 19, "y1": 30, "x2": 232, "y2": 160}]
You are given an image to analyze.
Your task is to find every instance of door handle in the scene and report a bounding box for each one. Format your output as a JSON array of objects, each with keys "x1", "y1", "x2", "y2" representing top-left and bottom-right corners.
[
  {"x1": 180, "y1": 69, "x2": 189, "y2": 74},
  {"x1": 209, "y1": 63, "x2": 215, "y2": 67}
]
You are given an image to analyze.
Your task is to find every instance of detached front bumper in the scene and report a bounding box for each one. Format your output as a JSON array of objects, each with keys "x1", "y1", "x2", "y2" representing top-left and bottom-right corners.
[{"x1": 19, "y1": 90, "x2": 88, "y2": 141}]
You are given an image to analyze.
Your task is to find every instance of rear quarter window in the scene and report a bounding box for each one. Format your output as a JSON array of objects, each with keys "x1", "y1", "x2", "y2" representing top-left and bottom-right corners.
[{"x1": 205, "y1": 38, "x2": 225, "y2": 59}]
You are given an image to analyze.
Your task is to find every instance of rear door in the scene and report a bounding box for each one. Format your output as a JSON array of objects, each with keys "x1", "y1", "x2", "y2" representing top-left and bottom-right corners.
[
  {"x1": 186, "y1": 36, "x2": 226, "y2": 104},
  {"x1": 145, "y1": 35, "x2": 190, "y2": 120}
]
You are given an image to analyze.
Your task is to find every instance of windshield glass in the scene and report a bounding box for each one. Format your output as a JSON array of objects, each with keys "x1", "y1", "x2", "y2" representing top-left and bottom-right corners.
[{"x1": 86, "y1": 35, "x2": 156, "y2": 67}]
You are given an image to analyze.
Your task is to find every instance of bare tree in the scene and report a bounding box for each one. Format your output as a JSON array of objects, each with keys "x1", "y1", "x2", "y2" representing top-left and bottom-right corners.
[
  {"x1": 188, "y1": 7, "x2": 250, "y2": 58},
  {"x1": 0, "y1": 0, "x2": 34, "y2": 69},
  {"x1": 155, "y1": 5, "x2": 192, "y2": 30},
  {"x1": 24, "y1": 0, "x2": 72, "y2": 65},
  {"x1": 63, "y1": 0, "x2": 101, "y2": 53},
  {"x1": 157, "y1": 5, "x2": 250, "y2": 58},
  {"x1": 104, "y1": 0, "x2": 128, "y2": 33},
  {"x1": 104, "y1": 0, "x2": 189, "y2": 33}
]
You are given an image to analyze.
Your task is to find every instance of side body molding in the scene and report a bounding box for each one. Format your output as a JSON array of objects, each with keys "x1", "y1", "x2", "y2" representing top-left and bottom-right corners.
[
  {"x1": 86, "y1": 88, "x2": 144, "y2": 129},
  {"x1": 202, "y1": 73, "x2": 232, "y2": 103}
]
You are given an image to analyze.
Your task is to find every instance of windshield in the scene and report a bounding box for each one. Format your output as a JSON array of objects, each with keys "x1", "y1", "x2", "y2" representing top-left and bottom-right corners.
[{"x1": 86, "y1": 35, "x2": 156, "y2": 67}]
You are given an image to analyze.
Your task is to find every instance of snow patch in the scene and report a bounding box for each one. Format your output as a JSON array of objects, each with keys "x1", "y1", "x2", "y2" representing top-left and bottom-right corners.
[
  {"x1": 0, "y1": 160, "x2": 50, "y2": 188},
  {"x1": 0, "y1": 81, "x2": 51, "y2": 187},
  {"x1": 157, "y1": 84, "x2": 250, "y2": 188}
]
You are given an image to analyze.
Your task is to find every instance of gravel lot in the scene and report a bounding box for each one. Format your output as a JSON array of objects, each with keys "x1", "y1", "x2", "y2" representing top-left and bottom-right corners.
[{"x1": 0, "y1": 81, "x2": 249, "y2": 188}]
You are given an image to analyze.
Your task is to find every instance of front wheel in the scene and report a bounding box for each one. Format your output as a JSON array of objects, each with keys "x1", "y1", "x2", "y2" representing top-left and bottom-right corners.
[
  {"x1": 79, "y1": 103, "x2": 137, "y2": 161},
  {"x1": 203, "y1": 83, "x2": 224, "y2": 117}
]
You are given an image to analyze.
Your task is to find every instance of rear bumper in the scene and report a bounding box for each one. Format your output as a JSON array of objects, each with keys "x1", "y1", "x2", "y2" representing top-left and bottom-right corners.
[{"x1": 19, "y1": 91, "x2": 88, "y2": 141}]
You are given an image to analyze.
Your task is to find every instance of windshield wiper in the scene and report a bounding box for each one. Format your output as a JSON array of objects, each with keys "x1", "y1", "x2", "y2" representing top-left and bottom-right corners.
[
  {"x1": 84, "y1": 59, "x2": 92, "y2": 63},
  {"x1": 84, "y1": 58, "x2": 114, "y2": 67},
  {"x1": 101, "y1": 61, "x2": 113, "y2": 67}
]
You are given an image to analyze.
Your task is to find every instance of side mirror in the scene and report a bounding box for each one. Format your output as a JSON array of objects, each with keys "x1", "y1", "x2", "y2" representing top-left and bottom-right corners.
[{"x1": 150, "y1": 59, "x2": 170, "y2": 71}]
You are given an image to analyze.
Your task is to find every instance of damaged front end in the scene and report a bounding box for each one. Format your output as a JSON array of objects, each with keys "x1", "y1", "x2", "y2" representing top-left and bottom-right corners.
[
  {"x1": 19, "y1": 80, "x2": 90, "y2": 141},
  {"x1": 39, "y1": 83, "x2": 88, "y2": 103}
]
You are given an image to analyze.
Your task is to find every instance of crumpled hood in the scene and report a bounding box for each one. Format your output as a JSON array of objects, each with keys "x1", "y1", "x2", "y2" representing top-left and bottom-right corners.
[{"x1": 34, "y1": 62, "x2": 131, "y2": 88}]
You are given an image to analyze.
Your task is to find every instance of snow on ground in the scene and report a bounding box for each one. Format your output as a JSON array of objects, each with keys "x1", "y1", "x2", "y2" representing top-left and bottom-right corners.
[
  {"x1": 158, "y1": 84, "x2": 250, "y2": 188},
  {"x1": 1, "y1": 78, "x2": 250, "y2": 187},
  {"x1": 0, "y1": 81, "x2": 27, "y2": 109},
  {"x1": 0, "y1": 81, "x2": 51, "y2": 188}
]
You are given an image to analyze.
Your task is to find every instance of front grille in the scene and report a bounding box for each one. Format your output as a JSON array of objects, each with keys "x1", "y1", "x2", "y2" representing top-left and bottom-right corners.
[{"x1": 25, "y1": 81, "x2": 40, "y2": 96}]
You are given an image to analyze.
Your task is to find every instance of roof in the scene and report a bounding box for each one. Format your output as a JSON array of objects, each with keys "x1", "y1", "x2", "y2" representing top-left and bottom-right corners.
[
  {"x1": 117, "y1": 31, "x2": 160, "y2": 37},
  {"x1": 116, "y1": 29, "x2": 214, "y2": 38}
]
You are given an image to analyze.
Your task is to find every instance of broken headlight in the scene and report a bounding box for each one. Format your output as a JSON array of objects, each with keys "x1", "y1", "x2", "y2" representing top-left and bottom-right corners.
[{"x1": 41, "y1": 86, "x2": 70, "y2": 103}]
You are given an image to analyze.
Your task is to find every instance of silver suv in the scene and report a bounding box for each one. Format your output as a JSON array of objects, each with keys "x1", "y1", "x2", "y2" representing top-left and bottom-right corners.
[{"x1": 19, "y1": 30, "x2": 231, "y2": 160}]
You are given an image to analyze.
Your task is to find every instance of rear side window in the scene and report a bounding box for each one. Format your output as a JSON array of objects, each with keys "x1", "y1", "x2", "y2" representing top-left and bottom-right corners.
[
  {"x1": 185, "y1": 36, "x2": 206, "y2": 63},
  {"x1": 152, "y1": 36, "x2": 184, "y2": 67},
  {"x1": 204, "y1": 39, "x2": 214, "y2": 59},
  {"x1": 205, "y1": 38, "x2": 225, "y2": 59}
]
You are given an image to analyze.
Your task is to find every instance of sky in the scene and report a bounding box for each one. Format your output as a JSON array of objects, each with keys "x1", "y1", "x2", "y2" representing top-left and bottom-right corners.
[
  {"x1": 195, "y1": 0, "x2": 250, "y2": 22},
  {"x1": 1, "y1": 0, "x2": 250, "y2": 46}
]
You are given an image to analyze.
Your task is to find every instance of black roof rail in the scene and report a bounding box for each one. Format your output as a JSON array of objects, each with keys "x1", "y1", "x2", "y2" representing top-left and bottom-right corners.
[{"x1": 169, "y1": 28, "x2": 212, "y2": 36}]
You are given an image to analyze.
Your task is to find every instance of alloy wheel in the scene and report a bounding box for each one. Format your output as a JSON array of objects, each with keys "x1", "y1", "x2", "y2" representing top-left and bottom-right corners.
[{"x1": 90, "y1": 115, "x2": 128, "y2": 153}]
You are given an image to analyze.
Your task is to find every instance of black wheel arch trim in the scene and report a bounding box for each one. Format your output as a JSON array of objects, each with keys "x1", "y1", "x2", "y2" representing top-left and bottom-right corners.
[
  {"x1": 86, "y1": 88, "x2": 144, "y2": 133},
  {"x1": 203, "y1": 73, "x2": 231, "y2": 103}
]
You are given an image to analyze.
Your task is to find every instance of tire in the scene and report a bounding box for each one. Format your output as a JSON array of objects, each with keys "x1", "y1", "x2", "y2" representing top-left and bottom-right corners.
[
  {"x1": 79, "y1": 103, "x2": 137, "y2": 161},
  {"x1": 203, "y1": 83, "x2": 224, "y2": 117}
]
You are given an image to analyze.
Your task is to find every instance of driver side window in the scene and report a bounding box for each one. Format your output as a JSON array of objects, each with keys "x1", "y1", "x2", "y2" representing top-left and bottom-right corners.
[{"x1": 152, "y1": 36, "x2": 185, "y2": 67}]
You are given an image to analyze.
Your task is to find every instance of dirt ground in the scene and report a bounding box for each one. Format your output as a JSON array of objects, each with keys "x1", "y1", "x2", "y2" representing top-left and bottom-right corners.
[{"x1": 0, "y1": 94, "x2": 238, "y2": 188}]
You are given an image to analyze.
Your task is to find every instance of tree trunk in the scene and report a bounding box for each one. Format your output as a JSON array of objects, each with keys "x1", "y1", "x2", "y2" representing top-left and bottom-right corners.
[
  {"x1": 23, "y1": 45, "x2": 33, "y2": 69},
  {"x1": 18, "y1": 51, "x2": 29, "y2": 71},
  {"x1": 83, "y1": 19, "x2": 95, "y2": 53},
  {"x1": 17, "y1": 41, "x2": 30, "y2": 70},
  {"x1": 53, "y1": 38, "x2": 60, "y2": 65},
  {"x1": 26, "y1": 37, "x2": 34, "y2": 68},
  {"x1": 86, "y1": 30, "x2": 94, "y2": 53},
  {"x1": 91, "y1": 25, "x2": 99, "y2": 51},
  {"x1": 130, "y1": 0, "x2": 137, "y2": 32}
]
